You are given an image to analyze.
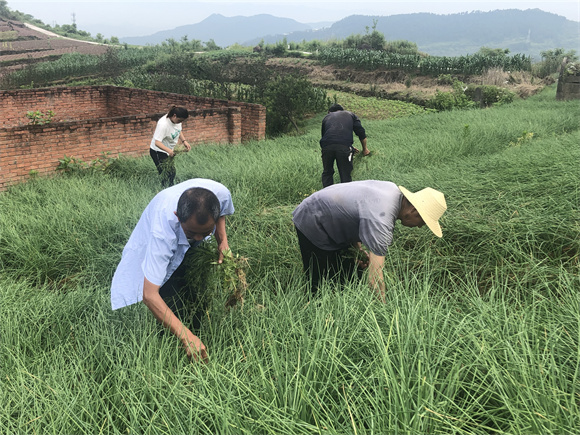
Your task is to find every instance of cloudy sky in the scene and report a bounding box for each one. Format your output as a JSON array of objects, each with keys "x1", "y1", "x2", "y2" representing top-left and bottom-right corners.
[{"x1": 7, "y1": 0, "x2": 580, "y2": 38}]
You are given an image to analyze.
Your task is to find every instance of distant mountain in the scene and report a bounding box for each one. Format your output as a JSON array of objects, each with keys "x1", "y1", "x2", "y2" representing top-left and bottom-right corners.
[
  {"x1": 303, "y1": 21, "x2": 334, "y2": 31},
  {"x1": 120, "y1": 13, "x2": 314, "y2": 47},
  {"x1": 121, "y1": 9, "x2": 578, "y2": 60},
  {"x1": 246, "y1": 9, "x2": 579, "y2": 59}
]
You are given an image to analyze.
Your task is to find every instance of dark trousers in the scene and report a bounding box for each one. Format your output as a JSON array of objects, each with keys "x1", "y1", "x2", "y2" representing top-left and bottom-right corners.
[
  {"x1": 150, "y1": 148, "x2": 176, "y2": 187},
  {"x1": 295, "y1": 226, "x2": 357, "y2": 295},
  {"x1": 158, "y1": 250, "x2": 204, "y2": 330},
  {"x1": 321, "y1": 144, "x2": 354, "y2": 188}
]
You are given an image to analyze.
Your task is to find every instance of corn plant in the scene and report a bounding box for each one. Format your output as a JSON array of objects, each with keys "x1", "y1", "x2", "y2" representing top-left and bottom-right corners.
[{"x1": 316, "y1": 48, "x2": 531, "y2": 75}]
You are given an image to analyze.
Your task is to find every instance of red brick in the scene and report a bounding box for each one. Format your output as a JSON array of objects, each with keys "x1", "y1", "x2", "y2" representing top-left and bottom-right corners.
[{"x1": 0, "y1": 86, "x2": 265, "y2": 190}]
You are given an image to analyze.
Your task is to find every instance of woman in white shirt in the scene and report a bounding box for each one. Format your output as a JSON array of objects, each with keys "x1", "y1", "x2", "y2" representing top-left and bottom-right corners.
[{"x1": 149, "y1": 106, "x2": 191, "y2": 187}]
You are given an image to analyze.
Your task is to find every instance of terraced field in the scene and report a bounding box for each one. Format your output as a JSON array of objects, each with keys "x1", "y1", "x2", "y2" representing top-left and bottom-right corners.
[{"x1": 0, "y1": 18, "x2": 108, "y2": 76}]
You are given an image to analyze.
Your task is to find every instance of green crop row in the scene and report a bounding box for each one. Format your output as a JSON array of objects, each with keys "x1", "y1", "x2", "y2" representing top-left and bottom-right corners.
[
  {"x1": 0, "y1": 46, "x2": 169, "y2": 88},
  {"x1": 316, "y1": 48, "x2": 532, "y2": 75}
]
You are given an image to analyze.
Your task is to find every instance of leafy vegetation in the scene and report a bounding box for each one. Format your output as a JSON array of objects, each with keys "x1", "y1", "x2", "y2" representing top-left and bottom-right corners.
[
  {"x1": 256, "y1": 10, "x2": 578, "y2": 59},
  {"x1": 316, "y1": 47, "x2": 532, "y2": 75},
  {"x1": 328, "y1": 90, "x2": 434, "y2": 119},
  {"x1": 0, "y1": 48, "x2": 161, "y2": 89},
  {"x1": 533, "y1": 48, "x2": 579, "y2": 78},
  {"x1": 0, "y1": 45, "x2": 327, "y2": 135},
  {"x1": 263, "y1": 74, "x2": 329, "y2": 134},
  {"x1": 464, "y1": 84, "x2": 516, "y2": 107},
  {"x1": 25, "y1": 109, "x2": 55, "y2": 125}
]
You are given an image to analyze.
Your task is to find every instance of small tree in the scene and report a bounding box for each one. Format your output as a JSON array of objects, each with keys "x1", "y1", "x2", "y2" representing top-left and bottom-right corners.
[
  {"x1": 264, "y1": 74, "x2": 329, "y2": 135},
  {"x1": 365, "y1": 20, "x2": 386, "y2": 50},
  {"x1": 204, "y1": 39, "x2": 222, "y2": 51},
  {"x1": 384, "y1": 40, "x2": 420, "y2": 55},
  {"x1": 477, "y1": 47, "x2": 510, "y2": 59},
  {"x1": 266, "y1": 38, "x2": 288, "y2": 56},
  {"x1": 343, "y1": 19, "x2": 386, "y2": 50}
]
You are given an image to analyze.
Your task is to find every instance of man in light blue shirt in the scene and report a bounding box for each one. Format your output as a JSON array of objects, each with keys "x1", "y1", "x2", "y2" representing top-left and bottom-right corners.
[{"x1": 111, "y1": 179, "x2": 234, "y2": 361}]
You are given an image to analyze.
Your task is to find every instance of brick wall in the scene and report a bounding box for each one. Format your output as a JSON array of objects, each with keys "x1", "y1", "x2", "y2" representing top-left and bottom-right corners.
[
  {"x1": 0, "y1": 86, "x2": 265, "y2": 190},
  {"x1": 556, "y1": 73, "x2": 580, "y2": 101},
  {"x1": 0, "y1": 87, "x2": 112, "y2": 127},
  {"x1": 556, "y1": 58, "x2": 580, "y2": 101}
]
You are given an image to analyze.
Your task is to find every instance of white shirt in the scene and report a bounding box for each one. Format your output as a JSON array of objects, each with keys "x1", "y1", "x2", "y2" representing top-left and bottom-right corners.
[
  {"x1": 150, "y1": 114, "x2": 182, "y2": 154},
  {"x1": 110, "y1": 179, "x2": 234, "y2": 310}
]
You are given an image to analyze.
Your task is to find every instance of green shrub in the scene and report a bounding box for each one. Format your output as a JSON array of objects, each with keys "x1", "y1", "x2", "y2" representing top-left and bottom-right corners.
[
  {"x1": 26, "y1": 110, "x2": 55, "y2": 125},
  {"x1": 436, "y1": 74, "x2": 454, "y2": 85},
  {"x1": 425, "y1": 79, "x2": 474, "y2": 111},
  {"x1": 465, "y1": 84, "x2": 516, "y2": 107},
  {"x1": 532, "y1": 48, "x2": 578, "y2": 78},
  {"x1": 565, "y1": 62, "x2": 580, "y2": 76},
  {"x1": 56, "y1": 152, "x2": 114, "y2": 176},
  {"x1": 264, "y1": 74, "x2": 330, "y2": 135}
]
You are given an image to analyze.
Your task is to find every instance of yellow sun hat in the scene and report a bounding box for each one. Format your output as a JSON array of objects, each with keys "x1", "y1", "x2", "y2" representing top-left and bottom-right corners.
[{"x1": 398, "y1": 186, "x2": 447, "y2": 237}]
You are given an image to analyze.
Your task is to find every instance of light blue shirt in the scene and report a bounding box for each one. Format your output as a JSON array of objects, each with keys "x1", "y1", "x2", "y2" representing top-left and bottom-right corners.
[{"x1": 110, "y1": 179, "x2": 234, "y2": 310}]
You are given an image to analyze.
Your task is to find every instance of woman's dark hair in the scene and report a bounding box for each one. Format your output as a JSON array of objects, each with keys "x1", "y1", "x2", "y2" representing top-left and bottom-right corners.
[
  {"x1": 167, "y1": 106, "x2": 189, "y2": 120},
  {"x1": 176, "y1": 187, "x2": 220, "y2": 225}
]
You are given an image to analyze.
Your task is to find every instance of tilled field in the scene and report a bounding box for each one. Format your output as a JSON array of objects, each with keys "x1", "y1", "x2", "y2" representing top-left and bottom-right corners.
[{"x1": 0, "y1": 18, "x2": 109, "y2": 75}]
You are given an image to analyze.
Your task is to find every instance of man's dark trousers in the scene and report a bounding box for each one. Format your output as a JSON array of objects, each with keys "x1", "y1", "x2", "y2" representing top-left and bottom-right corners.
[
  {"x1": 158, "y1": 249, "x2": 204, "y2": 329},
  {"x1": 321, "y1": 144, "x2": 354, "y2": 188},
  {"x1": 295, "y1": 226, "x2": 357, "y2": 295}
]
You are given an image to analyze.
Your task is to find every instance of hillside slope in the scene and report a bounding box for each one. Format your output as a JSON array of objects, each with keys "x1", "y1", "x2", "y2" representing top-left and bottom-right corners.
[
  {"x1": 120, "y1": 13, "x2": 313, "y2": 47},
  {"x1": 148, "y1": 9, "x2": 577, "y2": 59},
  {"x1": 0, "y1": 18, "x2": 108, "y2": 76}
]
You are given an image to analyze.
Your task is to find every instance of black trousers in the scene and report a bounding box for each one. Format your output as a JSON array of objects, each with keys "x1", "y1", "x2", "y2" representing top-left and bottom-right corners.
[
  {"x1": 321, "y1": 144, "x2": 355, "y2": 188},
  {"x1": 295, "y1": 226, "x2": 357, "y2": 295},
  {"x1": 158, "y1": 250, "x2": 204, "y2": 330},
  {"x1": 150, "y1": 148, "x2": 176, "y2": 187}
]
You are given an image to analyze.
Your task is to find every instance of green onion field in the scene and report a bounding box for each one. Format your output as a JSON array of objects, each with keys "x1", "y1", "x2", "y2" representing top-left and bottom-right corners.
[{"x1": 1, "y1": 86, "x2": 579, "y2": 434}]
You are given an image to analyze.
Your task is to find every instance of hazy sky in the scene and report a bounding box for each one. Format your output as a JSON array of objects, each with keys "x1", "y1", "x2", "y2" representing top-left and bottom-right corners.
[{"x1": 8, "y1": 0, "x2": 580, "y2": 38}]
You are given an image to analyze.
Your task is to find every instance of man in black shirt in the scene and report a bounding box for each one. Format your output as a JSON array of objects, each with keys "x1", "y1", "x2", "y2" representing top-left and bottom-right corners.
[{"x1": 319, "y1": 104, "x2": 370, "y2": 188}]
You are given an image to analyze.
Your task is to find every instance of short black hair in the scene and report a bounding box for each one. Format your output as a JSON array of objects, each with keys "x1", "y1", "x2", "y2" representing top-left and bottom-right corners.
[
  {"x1": 328, "y1": 104, "x2": 344, "y2": 112},
  {"x1": 176, "y1": 187, "x2": 220, "y2": 225},
  {"x1": 167, "y1": 106, "x2": 189, "y2": 120}
]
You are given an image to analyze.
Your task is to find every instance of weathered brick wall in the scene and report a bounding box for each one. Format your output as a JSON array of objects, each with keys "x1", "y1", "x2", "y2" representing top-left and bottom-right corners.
[
  {"x1": 106, "y1": 87, "x2": 265, "y2": 141},
  {"x1": 0, "y1": 86, "x2": 265, "y2": 190},
  {"x1": 556, "y1": 58, "x2": 580, "y2": 101},
  {"x1": 556, "y1": 74, "x2": 580, "y2": 100},
  {"x1": 0, "y1": 87, "x2": 112, "y2": 127}
]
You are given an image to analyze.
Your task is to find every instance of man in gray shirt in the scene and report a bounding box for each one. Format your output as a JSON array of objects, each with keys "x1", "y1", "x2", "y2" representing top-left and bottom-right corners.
[{"x1": 292, "y1": 180, "x2": 447, "y2": 301}]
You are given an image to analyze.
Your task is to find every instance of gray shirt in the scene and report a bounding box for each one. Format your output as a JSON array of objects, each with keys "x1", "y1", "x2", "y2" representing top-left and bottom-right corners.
[{"x1": 292, "y1": 180, "x2": 402, "y2": 256}]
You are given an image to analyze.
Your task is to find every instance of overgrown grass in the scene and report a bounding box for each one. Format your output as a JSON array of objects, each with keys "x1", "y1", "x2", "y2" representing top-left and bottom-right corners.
[{"x1": 1, "y1": 85, "x2": 579, "y2": 433}]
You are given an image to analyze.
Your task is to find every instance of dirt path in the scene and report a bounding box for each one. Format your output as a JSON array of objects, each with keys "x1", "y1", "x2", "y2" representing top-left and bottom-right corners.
[{"x1": 22, "y1": 22, "x2": 105, "y2": 46}]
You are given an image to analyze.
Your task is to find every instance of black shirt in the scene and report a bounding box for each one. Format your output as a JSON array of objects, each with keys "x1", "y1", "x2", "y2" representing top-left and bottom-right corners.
[{"x1": 320, "y1": 110, "x2": 366, "y2": 148}]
